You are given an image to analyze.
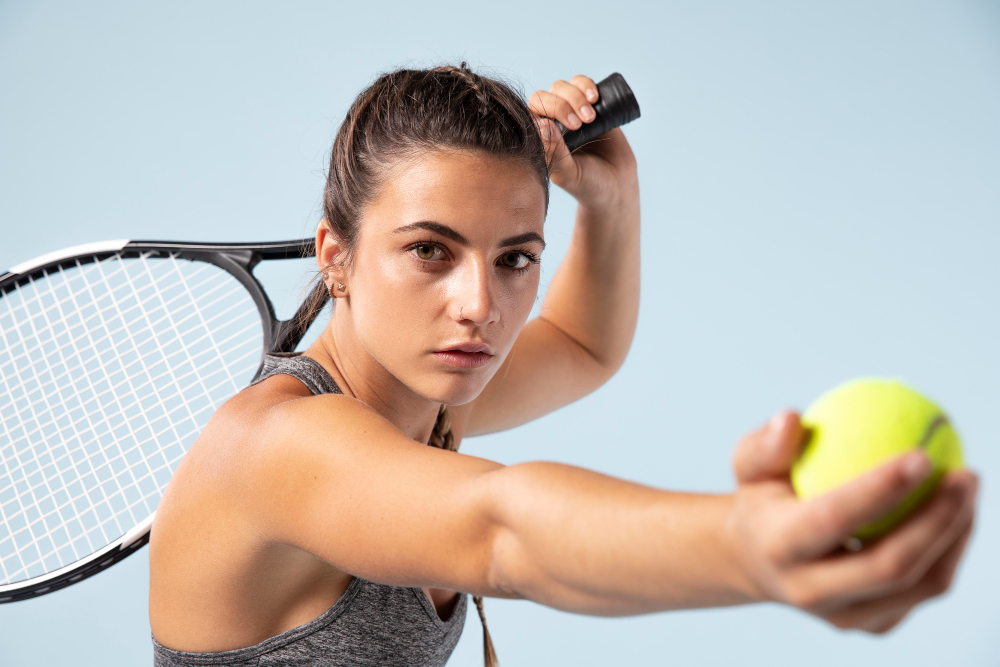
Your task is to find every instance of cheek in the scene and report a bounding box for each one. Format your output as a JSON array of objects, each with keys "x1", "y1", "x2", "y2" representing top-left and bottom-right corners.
[
  {"x1": 351, "y1": 252, "x2": 437, "y2": 349},
  {"x1": 501, "y1": 275, "x2": 538, "y2": 324}
]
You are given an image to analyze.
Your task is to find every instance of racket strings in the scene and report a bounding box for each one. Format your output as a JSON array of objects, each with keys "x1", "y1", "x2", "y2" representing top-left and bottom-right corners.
[
  {"x1": 0, "y1": 252, "x2": 263, "y2": 585},
  {"x1": 1, "y1": 254, "x2": 185, "y2": 577},
  {"x1": 0, "y1": 255, "x2": 243, "y2": 580}
]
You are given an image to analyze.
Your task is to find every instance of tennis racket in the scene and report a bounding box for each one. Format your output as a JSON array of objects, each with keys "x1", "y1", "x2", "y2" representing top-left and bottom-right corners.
[
  {"x1": 0, "y1": 72, "x2": 640, "y2": 603},
  {"x1": 0, "y1": 239, "x2": 327, "y2": 602}
]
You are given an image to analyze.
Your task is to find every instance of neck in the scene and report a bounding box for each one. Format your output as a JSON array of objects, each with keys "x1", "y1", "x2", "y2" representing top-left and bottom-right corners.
[{"x1": 303, "y1": 305, "x2": 441, "y2": 445}]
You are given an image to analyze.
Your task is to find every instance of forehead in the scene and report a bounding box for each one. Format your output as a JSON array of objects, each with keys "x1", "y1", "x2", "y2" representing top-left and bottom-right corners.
[{"x1": 364, "y1": 149, "x2": 547, "y2": 235}]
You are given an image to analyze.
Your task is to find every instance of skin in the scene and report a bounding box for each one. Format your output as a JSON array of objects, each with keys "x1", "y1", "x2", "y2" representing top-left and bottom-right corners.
[{"x1": 149, "y1": 74, "x2": 980, "y2": 652}]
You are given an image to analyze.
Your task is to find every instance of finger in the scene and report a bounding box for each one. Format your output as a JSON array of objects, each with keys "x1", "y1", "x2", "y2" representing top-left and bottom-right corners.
[
  {"x1": 780, "y1": 448, "x2": 939, "y2": 560},
  {"x1": 732, "y1": 411, "x2": 805, "y2": 485},
  {"x1": 570, "y1": 75, "x2": 599, "y2": 104},
  {"x1": 550, "y1": 79, "x2": 595, "y2": 127},
  {"x1": 535, "y1": 117, "x2": 575, "y2": 181},
  {"x1": 529, "y1": 89, "x2": 583, "y2": 131},
  {"x1": 820, "y1": 518, "x2": 975, "y2": 633},
  {"x1": 786, "y1": 472, "x2": 977, "y2": 607}
]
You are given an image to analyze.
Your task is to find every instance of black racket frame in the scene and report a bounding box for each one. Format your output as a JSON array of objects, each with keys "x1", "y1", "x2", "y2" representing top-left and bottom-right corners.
[{"x1": 0, "y1": 238, "x2": 324, "y2": 602}]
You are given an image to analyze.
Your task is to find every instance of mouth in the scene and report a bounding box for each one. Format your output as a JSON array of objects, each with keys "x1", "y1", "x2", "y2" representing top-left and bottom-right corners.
[
  {"x1": 433, "y1": 342, "x2": 495, "y2": 369},
  {"x1": 438, "y1": 342, "x2": 495, "y2": 355}
]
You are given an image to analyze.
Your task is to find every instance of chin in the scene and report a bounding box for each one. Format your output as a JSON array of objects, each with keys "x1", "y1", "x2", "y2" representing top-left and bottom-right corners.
[
  {"x1": 419, "y1": 370, "x2": 491, "y2": 406},
  {"x1": 433, "y1": 383, "x2": 484, "y2": 407}
]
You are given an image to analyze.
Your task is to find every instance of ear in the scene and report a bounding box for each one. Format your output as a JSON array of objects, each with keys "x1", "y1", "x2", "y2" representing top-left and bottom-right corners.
[{"x1": 316, "y1": 220, "x2": 348, "y2": 294}]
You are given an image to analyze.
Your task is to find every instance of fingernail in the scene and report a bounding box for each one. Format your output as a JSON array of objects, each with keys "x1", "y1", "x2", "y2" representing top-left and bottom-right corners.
[
  {"x1": 566, "y1": 112, "x2": 581, "y2": 129},
  {"x1": 586, "y1": 88, "x2": 598, "y2": 102},
  {"x1": 768, "y1": 413, "x2": 785, "y2": 448},
  {"x1": 769, "y1": 413, "x2": 785, "y2": 434},
  {"x1": 902, "y1": 451, "x2": 932, "y2": 482},
  {"x1": 579, "y1": 105, "x2": 595, "y2": 122}
]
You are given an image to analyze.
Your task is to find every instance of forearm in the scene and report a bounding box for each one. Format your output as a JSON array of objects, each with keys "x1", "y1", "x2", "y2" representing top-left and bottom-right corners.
[
  {"x1": 539, "y1": 183, "x2": 640, "y2": 371},
  {"x1": 487, "y1": 460, "x2": 762, "y2": 615}
]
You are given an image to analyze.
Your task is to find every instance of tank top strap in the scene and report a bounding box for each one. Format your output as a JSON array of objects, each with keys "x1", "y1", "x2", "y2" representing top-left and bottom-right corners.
[{"x1": 249, "y1": 352, "x2": 343, "y2": 396}]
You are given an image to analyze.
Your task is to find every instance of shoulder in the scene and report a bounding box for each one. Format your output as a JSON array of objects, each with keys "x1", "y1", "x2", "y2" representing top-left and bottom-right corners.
[
  {"x1": 197, "y1": 379, "x2": 424, "y2": 510},
  {"x1": 159, "y1": 374, "x2": 508, "y2": 593},
  {"x1": 186, "y1": 374, "x2": 358, "y2": 493},
  {"x1": 157, "y1": 372, "x2": 335, "y2": 520}
]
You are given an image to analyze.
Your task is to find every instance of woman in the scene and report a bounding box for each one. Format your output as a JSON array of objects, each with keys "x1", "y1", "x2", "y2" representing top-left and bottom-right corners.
[{"x1": 148, "y1": 63, "x2": 979, "y2": 666}]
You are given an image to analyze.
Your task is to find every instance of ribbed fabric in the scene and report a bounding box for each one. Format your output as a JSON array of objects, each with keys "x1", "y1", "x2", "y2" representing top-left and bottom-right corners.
[{"x1": 152, "y1": 353, "x2": 467, "y2": 666}]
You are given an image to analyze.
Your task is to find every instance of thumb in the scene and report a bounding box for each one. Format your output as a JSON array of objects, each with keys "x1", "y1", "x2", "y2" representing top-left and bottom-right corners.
[{"x1": 732, "y1": 410, "x2": 805, "y2": 485}]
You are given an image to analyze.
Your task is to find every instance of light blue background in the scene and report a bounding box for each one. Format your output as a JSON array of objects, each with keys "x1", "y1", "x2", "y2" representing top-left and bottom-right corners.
[{"x1": 1, "y1": 1, "x2": 998, "y2": 665}]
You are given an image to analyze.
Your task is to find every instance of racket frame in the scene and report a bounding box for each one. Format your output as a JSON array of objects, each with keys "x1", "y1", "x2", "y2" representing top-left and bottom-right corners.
[{"x1": 0, "y1": 238, "x2": 326, "y2": 602}]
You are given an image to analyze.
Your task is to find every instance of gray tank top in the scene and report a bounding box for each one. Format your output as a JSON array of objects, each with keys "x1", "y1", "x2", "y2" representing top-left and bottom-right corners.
[{"x1": 151, "y1": 353, "x2": 468, "y2": 666}]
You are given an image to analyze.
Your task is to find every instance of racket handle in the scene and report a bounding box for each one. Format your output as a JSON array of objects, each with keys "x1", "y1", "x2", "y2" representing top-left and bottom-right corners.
[{"x1": 551, "y1": 72, "x2": 641, "y2": 152}]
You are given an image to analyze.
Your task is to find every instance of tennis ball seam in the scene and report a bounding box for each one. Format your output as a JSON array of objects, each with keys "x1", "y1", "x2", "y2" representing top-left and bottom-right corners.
[{"x1": 918, "y1": 414, "x2": 948, "y2": 450}]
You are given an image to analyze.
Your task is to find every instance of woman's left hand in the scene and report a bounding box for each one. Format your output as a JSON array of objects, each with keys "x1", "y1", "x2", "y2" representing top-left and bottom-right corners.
[{"x1": 529, "y1": 74, "x2": 638, "y2": 213}]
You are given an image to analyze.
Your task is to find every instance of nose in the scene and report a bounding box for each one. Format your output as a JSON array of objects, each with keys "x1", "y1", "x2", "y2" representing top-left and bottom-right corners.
[{"x1": 452, "y1": 257, "x2": 499, "y2": 325}]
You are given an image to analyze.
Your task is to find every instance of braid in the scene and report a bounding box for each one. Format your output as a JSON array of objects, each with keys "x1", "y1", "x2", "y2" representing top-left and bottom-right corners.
[
  {"x1": 427, "y1": 404, "x2": 456, "y2": 451},
  {"x1": 427, "y1": 405, "x2": 498, "y2": 665},
  {"x1": 474, "y1": 594, "x2": 500, "y2": 667},
  {"x1": 443, "y1": 61, "x2": 492, "y2": 116}
]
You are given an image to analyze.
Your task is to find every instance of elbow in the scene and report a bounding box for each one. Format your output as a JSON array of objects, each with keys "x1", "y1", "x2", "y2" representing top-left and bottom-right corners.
[
  {"x1": 485, "y1": 525, "x2": 529, "y2": 600},
  {"x1": 590, "y1": 323, "x2": 638, "y2": 380},
  {"x1": 480, "y1": 467, "x2": 535, "y2": 601},
  {"x1": 592, "y1": 343, "x2": 631, "y2": 383}
]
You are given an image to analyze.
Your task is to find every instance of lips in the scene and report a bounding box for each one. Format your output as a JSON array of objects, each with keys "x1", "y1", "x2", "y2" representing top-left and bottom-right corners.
[
  {"x1": 433, "y1": 342, "x2": 495, "y2": 369},
  {"x1": 438, "y1": 342, "x2": 495, "y2": 355}
]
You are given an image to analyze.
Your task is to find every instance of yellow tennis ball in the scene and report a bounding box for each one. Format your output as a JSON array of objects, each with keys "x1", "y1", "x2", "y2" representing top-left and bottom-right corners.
[{"x1": 790, "y1": 377, "x2": 964, "y2": 543}]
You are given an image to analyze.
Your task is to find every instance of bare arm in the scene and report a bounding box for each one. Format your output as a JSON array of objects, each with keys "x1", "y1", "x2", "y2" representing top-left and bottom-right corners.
[
  {"x1": 534, "y1": 148, "x2": 640, "y2": 373},
  {"x1": 487, "y1": 463, "x2": 755, "y2": 614},
  {"x1": 246, "y1": 397, "x2": 976, "y2": 626},
  {"x1": 245, "y1": 393, "x2": 749, "y2": 614}
]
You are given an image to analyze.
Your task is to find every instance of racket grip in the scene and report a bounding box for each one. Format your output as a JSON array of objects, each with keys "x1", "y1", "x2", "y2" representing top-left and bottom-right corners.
[{"x1": 551, "y1": 72, "x2": 640, "y2": 152}]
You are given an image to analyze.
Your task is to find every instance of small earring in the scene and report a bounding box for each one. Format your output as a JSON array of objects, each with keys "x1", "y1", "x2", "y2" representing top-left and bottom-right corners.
[{"x1": 337, "y1": 283, "x2": 346, "y2": 292}]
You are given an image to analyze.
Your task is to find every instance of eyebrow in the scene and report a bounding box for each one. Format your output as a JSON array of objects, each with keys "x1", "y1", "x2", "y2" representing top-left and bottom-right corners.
[{"x1": 392, "y1": 221, "x2": 546, "y2": 250}]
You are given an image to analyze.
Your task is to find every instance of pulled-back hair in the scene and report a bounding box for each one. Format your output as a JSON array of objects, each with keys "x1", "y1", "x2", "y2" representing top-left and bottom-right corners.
[
  {"x1": 325, "y1": 62, "x2": 549, "y2": 271},
  {"x1": 305, "y1": 62, "x2": 550, "y2": 666}
]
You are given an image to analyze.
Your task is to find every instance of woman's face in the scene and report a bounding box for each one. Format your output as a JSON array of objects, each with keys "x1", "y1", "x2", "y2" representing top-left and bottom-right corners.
[{"x1": 345, "y1": 149, "x2": 547, "y2": 405}]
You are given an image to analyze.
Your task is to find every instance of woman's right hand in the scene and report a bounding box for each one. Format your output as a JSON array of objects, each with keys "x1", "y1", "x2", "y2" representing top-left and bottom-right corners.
[{"x1": 726, "y1": 411, "x2": 978, "y2": 633}]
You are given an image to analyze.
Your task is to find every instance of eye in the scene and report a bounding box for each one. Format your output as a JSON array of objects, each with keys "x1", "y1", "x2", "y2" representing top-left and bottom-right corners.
[
  {"x1": 409, "y1": 243, "x2": 445, "y2": 262},
  {"x1": 498, "y1": 250, "x2": 540, "y2": 273}
]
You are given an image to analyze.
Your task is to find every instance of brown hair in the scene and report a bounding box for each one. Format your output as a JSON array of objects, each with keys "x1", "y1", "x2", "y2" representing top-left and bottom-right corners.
[{"x1": 305, "y1": 61, "x2": 551, "y2": 666}]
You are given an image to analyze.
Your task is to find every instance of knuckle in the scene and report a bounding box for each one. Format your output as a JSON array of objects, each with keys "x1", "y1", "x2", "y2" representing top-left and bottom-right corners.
[
  {"x1": 875, "y1": 550, "x2": 914, "y2": 584},
  {"x1": 759, "y1": 530, "x2": 790, "y2": 566},
  {"x1": 786, "y1": 584, "x2": 821, "y2": 610},
  {"x1": 813, "y1": 500, "x2": 846, "y2": 537},
  {"x1": 869, "y1": 460, "x2": 906, "y2": 496}
]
